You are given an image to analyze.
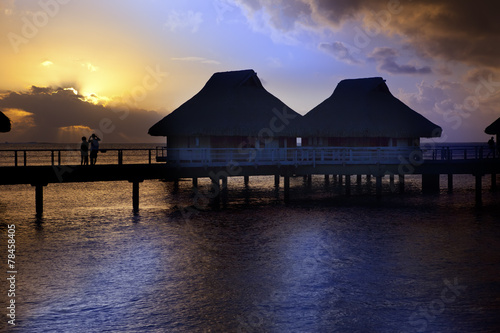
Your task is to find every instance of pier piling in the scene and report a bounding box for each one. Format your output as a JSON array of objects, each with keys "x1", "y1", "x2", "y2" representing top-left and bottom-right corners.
[
  {"x1": 475, "y1": 174, "x2": 483, "y2": 204},
  {"x1": 376, "y1": 175, "x2": 382, "y2": 198},
  {"x1": 345, "y1": 175, "x2": 351, "y2": 196},
  {"x1": 284, "y1": 176, "x2": 290, "y2": 202},
  {"x1": 130, "y1": 180, "x2": 143, "y2": 213},
  {"x1": 33, "y1": 183, "x2": 46, "y2": 216}
]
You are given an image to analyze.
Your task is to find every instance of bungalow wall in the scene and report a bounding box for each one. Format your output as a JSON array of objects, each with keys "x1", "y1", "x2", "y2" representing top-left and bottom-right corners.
[
  {"x1": 166, "y1": 135, "x2": 298, "y2": 163},
  {"x1": 167, "y1": 135, "x2": 298, "y2": 149},
  {"x1": 301, "y1": 137, "x2": 420, "y2": 147}
]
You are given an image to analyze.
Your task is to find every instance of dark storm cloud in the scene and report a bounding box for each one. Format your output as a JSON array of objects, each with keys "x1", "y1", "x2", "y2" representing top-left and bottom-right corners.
[
  {"x1": 0, "y1": 86, "x2": 162, "y2": 142},
  {"x1": 234, "y1": 0, "x2": 500, "y2": 69},
  {"x1": 369, "y1": 47, "x2": 432, "y2": 75}
]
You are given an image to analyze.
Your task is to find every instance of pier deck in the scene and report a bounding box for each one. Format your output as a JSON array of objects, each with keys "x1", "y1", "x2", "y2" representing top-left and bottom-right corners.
[{"x1": 0, "y1": 146, "x2": 498, "y2": 214}]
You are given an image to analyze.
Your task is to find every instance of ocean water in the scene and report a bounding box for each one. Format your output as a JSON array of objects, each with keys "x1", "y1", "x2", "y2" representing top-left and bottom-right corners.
[{"x1": 1, "y1": 143, "x2": 500, "y2": 332}]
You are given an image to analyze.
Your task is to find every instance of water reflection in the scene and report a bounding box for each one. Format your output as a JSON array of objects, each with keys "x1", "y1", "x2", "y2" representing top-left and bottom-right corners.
[{"x1": 0, "y1": 176, "x2": 499, "y2": 332}]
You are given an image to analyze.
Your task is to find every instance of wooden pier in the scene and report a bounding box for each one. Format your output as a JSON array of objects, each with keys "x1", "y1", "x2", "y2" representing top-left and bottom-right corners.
[{"x1": 0, "y1": 146, "x2": 498, "y2": 215}]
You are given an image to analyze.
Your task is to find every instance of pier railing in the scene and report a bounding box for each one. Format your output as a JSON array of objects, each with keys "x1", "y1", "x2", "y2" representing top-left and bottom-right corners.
[
  {"x1": 0, "y1": 148, "x2": 159, "y2": 167},
  {"x1": 0, "y1": 145, "x2": 494, "y2": 167},
  {"x1": 421, "y1": 145, "x2": 493, "y2": 160},
  {"x1": 162, "y1": 145, "x2": 495, "y2": 167}
]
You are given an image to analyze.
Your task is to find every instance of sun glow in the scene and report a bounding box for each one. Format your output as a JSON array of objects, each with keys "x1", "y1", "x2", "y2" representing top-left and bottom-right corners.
[
  {"x1": 64, "y1": 87, "x2": 79, "y2": 95},
  {"x1": 57, "y1": 125, "x2": 93, "y2": 143},
  {"x1": 2, "y1": 108, "x2": 35, "y2": 125},
  {"x1": 80, "y1": 91, "x2": 112, "y2": 106}
]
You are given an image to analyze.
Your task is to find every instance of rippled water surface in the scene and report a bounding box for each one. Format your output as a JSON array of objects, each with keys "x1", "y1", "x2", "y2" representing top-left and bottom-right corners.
[{"x1": 1, "y1": 157, "x2": 500, "y2": 332}]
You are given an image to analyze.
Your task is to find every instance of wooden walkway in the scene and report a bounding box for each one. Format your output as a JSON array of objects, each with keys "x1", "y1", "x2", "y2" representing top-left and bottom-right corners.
[{"x1": 0, "y1": 146, "x2": 498, "y2": 215}]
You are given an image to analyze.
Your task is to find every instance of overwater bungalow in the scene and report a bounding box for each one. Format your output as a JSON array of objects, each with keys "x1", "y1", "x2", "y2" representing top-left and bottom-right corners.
[
  {"x1": 148, "y1": 69, "x2": 301, "y2": 164},
  {"x1": 0, "y1": 110, "x2": 11, "y2": 133},
  {"x1": 485, "y1": 117, "x2": 500, "y2": 144},
  {"x1": 299, "y1": 77, "x2": 442, "y2": 148}
]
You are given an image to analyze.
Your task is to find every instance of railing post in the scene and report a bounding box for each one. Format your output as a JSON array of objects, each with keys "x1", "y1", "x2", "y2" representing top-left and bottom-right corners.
[
  {"x1": 24, "y1": 151, "x2": 27, "y2": 166},
  {"x1": 118, "y1": 150, "x2": 123, "y2": 165},
  {"x1": 51, "y1": 150, "x2": 55, "y2": 165},
  {"x1": 58, "y1": 151, "x2": 61, "y2": 166},
  {"x1": 148, "y1": 149, "x2": 152, "y2": 164},
  {"x1": 14, "y1": 151, "x2": 18, "y2": 167}
]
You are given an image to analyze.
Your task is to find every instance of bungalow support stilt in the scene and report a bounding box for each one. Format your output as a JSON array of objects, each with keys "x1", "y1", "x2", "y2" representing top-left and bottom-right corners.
[
  {"x1": 284, "y1": 176, "x2": 290, "y2": 202},
  {"x1": 274, "y1": 174, "x2": 280, "y2": 199},
  {"x1": 399, "y1": 174, "x2": 405, "y2": 193},
  {"x1": 192, "y1": 177, "x2": 198, "y2": 188},
  {"x1": 491, "y1": 173, "x2": 497, "y2": 192},
  {"x1": 345, "y1": 175, "x2": 351, "y2": 196},
  {"x1": 356, "y1": 175, "x2": 362, "y2": 186},
  {"x1": 211, "y1": 176, "x2": 221, "y2": 208},
  {"x1": 244, "y1": 176, "x2": 249, "y2": 186},
  {"x1": 448, "y1": 174, "x2": 453, "y2": 193},
  {"x1": 376, "y1": 175, "x2": 382, "y2": 198},
  {"x1": 324, "y1": 174, "x2": 329, "y2": 186},
  {"x1": 212, "y1": 177, "x2": 220, "y2": 193},
  {"x1": 221, "y1": 176, "x2": 228, "y2": 204}
]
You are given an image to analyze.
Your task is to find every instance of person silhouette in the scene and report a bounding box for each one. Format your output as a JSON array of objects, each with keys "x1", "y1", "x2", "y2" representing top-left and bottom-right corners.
[
  {"x1": 80, "y1": 136, "x2": 89, "y2": 165},
  {"x1": 88, "y1": 134, "x2": 101, "y2": 165},
  {"x1": 487, "y1": 137, "x2": 496, "y2": 158}
]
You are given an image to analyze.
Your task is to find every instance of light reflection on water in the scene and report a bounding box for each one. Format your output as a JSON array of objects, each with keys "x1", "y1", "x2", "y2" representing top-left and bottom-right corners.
[{"x1": 0, "y1": 175, "x2": 499, "y2": 332}]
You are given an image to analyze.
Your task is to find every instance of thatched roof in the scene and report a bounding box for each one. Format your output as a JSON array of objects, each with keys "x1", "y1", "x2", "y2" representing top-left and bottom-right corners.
[
  {"x1": 148, "y1": 69, "x2": 301, "y2": 137},
  {"x1": 0, "y1": 110, "x2": 11, "y2": 133},
  {"x1": 299, "y1": 77, "x2": 442, "y2": 138},
  {"x1": 485, "y1": 117, "x2": 500, "y2": 135}
]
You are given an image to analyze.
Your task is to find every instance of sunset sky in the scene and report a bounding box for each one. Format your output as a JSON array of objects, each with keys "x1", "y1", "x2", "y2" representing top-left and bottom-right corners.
[{"x1": 1, "y1": 0, "x2": 499, "y2": 143}]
